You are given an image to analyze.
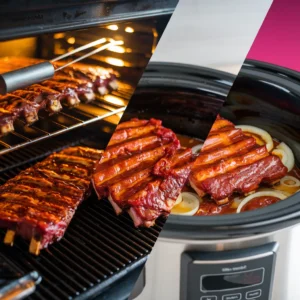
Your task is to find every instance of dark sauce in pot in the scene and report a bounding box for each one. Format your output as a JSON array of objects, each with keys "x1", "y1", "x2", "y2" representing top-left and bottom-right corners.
[{"x1": 241, "y1": 196, "x2": 281, "y2": 212}]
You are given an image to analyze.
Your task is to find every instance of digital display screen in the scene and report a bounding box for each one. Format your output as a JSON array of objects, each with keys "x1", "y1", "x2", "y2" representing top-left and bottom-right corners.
[{"x1": 201, "y1": 268, "x2": 264, "y2": 291}]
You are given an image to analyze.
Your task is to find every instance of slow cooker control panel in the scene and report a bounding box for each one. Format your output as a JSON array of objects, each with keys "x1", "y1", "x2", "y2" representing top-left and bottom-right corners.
[{"x1": 180, "y1": 242, "x2": 278, "y2": 300}]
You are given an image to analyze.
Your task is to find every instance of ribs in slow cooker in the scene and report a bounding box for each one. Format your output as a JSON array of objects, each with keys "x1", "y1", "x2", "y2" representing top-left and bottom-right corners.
[
  {"x1": 92, "y1": 118, "x2": 194, "y2": 227},
  {"x1": 0, "y1": 146, "x2": 103, "y2": 255},
  {"x1": 189, "y1": 116, "x2": 288, "y2": 204}
]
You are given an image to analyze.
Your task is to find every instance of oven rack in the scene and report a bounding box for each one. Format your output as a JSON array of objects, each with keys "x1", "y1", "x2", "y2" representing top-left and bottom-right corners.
[
  {"x1": 0, "y1": 81, "x2": 132, "y2": 157},
  {"x1": 0, "y1": 128, "x2": 165, "y2": 300}
]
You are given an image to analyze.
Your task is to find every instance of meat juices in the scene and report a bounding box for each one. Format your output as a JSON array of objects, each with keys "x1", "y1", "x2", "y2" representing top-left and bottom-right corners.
[{"x1": 92, "y1": 118, "x2": 194, "y2": 227}]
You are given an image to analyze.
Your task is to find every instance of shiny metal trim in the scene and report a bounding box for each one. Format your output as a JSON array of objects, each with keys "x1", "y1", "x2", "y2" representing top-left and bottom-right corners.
[
  {"x1": 193, "y1": 250, "x2": 276, "y2": 265},
  {"x1": 200, "y1": 268, "x2": 265, "y2": 293}
]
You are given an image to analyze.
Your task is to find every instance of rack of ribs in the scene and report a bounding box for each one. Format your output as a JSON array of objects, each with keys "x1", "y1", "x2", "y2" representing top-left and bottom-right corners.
[
  {"x1": 0, "y1": 57, "x2": 119, "y2": 135},
  {"x1": 0, "y1": 57, "x2": 118, "y2": 96},
  {"x1": 189, "y1": 116, "x2": 288, "y2": 205},
  {"x1": 0, "y1": 146, "x2": 103, "y2": 255},
  {"x1": 92, "y1": 118, "x2": 194, "y2": 227}
]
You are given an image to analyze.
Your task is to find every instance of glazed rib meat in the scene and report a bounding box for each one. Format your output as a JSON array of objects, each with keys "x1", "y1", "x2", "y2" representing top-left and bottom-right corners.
[
  {"x1": 199, "y1": 155, "x2": 287, "y2": 201},
  {"x1": 0, "y1": 93, "x2": 41, "y2": 126},
  {"x1": 189, "y1": 116, "x2": 288, "y2": 204},
  {"x1": 0, "y1": 146, "x2": 103, "y2": 255},
  {"x1": 0, "y1": 56, "x2": 118, "y2": 135},
  {"x1": 92, "y1": 118, "x2": 194, "y2": 227}
]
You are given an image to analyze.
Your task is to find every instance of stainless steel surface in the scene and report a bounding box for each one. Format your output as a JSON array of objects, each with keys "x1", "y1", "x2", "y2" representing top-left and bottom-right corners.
[
  {"x1": 0, "y1": 62, "x2": 54, "y2": 94},
  {"x1": 135, "y1": 227, "x2": 294, "y2": 300}
]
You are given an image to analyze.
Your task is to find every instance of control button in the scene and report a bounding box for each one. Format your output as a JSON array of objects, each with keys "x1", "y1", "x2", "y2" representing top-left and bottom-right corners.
[
  {"x1": 200, "y1": 296, "x2": 217, "y2": 300},
  {"x1": 246, "y1": 289, "x2": 262, "y2": 299},
  {"x1": 222, "y1": 294, "x2": 241, "y2": 300}
]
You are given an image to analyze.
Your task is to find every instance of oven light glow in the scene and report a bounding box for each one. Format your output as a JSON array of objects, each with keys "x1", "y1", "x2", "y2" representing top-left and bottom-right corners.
[
  {"x1": 67, "y1": 37, "x2": 76, "y2": 44},
  {"x1": 104, "y1": 57, "x2": 125, "y2": 67},
  {"x1": 107, "y1": 25, "x2": 119, "y2": 31},
  {"x1": 107, "y1": 38, "x2": 124, "y2": 45},
  {"x1": 103, "y1": 95, "x2": 125, "y2": 106},
  {"x1": 125, "y1": 27, "x2": 134, "y2": 33},
  {"x1": 102, "y1": 126, "x2": 113, "y2": 133},
  {"x1": 107, "y1": 45, "x2": 125, "y2": 53},
  {"x1": 54, "y1": 33, "x2": 65, "y2": 39}
]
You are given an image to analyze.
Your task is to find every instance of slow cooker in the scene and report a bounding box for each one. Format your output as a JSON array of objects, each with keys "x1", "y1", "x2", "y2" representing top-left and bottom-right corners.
[{"x1": 128, "y1": 61, "x2": 300, "y2": 300}]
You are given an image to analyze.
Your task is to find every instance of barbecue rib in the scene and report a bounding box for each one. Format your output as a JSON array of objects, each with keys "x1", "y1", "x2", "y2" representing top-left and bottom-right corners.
[
  {"x1": 0, "y1": 57, "x2": 119, "y2": 135},
  {"x1": 0, "y1": 146, "x2": 103, "y2": 255},
  {"x1": 189, "y1": 116, "x2": 288, "y2": 204},
  {"x1": 92, "y1": 118, "x2": 194, "y2": 227}
]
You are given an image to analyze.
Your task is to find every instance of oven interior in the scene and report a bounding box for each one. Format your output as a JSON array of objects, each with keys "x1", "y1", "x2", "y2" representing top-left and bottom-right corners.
[{"x1": 0, "y1": 16, "x2": 171, "y2": 156}]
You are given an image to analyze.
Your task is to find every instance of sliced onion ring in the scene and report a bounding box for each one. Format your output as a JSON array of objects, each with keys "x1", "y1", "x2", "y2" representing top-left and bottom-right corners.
[
  {"x1": 236, "y1": 191, "x2": 287, "y2": 213},
  {"x1": 273, "y1": 142, "x2": 295, "y2": 172},
  {"x1": 171, "y1": 192, "x2": 201, "y2": 216},
  {"x1": 280, "y1": 175, "x2": 300, "y2": 188},
  {"x1": 272, "y1": 149, "x2": 288, "y2": 168},
  {"x1": 236, "y1": 125, "x2": 273, "y2": 152},
  {"x1": 174, "y1": 193, "x2": 183, "y2": 206},
  {"x1": 192, "y1": 144, "x2": 203, "y2": 154}
]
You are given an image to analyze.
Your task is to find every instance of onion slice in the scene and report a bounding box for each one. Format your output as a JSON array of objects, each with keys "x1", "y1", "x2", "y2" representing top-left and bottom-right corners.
[
  {"x1": 192, "y1": 144, "x2": 203, "y2": 155},
  {"x1": 171, "y1": 192, "x2": 201, "y2": 216},
  {"x1": 280, "y1": 175, "x2": 300, "y2": 188},
  {"x1": 273, "y1": 142, "x2": 295, "y2": 172},
  {"x1": 236, "y1": 125, "x2": 273, "y2": 152},
  {"x1": 174, "y1": 193, "x2": 183, "y2": 206},
  {"x1": 236, "y1": 191, "x2": 287, "y2": 213}
]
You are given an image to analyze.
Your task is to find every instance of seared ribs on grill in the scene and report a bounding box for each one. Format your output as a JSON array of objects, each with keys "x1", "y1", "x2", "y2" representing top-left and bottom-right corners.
[
  {"x1": 0, "y1": 146, "x2": 103, "y2": 255},
  {"x1": 189, "y1": 116, "x2": 288, "y2": 204},
  {"x1": 92, "y1": 118, "x2": 194, "y2": 227},
  {"x1": 0, "y1": 57, "x2": 118, "y2": 135}
]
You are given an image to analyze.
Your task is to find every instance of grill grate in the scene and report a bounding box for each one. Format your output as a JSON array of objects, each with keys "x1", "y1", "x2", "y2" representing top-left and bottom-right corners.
[
  {"x1": 0, "y1": 81, "x2": 133, "y2": 156},
  {"x1": 0, "y1": 129, "x2": 165, "y2": 300}
]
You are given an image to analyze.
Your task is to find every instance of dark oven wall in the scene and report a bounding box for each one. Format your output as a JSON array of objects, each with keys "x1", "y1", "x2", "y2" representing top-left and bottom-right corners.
[{"x1": 0, "y1": 0, "x2": 177, "y2": 40}]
